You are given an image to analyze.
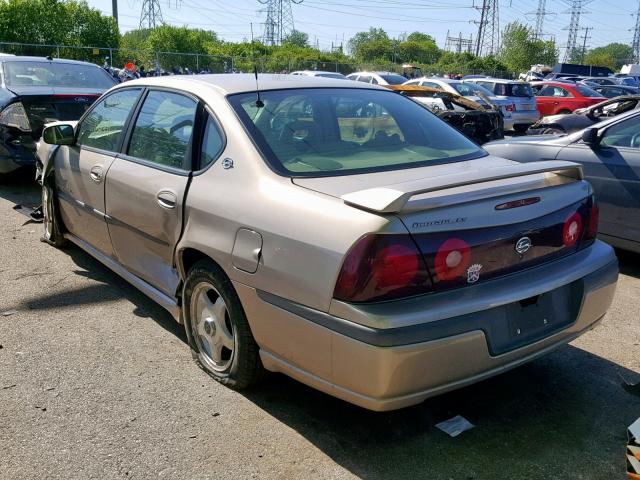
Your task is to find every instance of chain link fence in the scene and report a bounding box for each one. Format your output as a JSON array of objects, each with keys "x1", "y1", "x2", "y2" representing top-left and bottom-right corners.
[{"x1": 0, "y1": 41, "x2": 516, "y2": 78}]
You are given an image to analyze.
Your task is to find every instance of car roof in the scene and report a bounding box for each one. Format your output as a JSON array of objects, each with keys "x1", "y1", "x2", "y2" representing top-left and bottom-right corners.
[
  {"x1": 470, "y1": 77, "x2": 522, "y2": 84},
  {"x1": 114, "y1": 73, "x2": 382, "y2": 96},
  {"x1": 0, "y1": 55, "x2": 102, "y2": 67},
  {"x1": 349, "y1": 71, "x2": 399, "y2": 76},
  {"x1": 416, "y1": 77, "x2": 458, "y2": 84},
  {"x1": 291, "y1": 70, "x2": 341, "y2": 75}
]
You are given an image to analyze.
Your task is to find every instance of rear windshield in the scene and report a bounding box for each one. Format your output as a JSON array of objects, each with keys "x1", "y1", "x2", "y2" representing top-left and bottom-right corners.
[
  {"x1": 453, "y1": 82, "x2": 494, "y2": 97},
  {"x1": 228, "y1": 88, "x2": 484, "y2": 177},
  {"x1": 3, "y1": 61, "x2": 115, "y2": 89},
  {"x1": 574, "y1": 85, "x2": 605, "y2": 97},
  {"x1": 380, "y1": 74, "x2": 407, "y2": 85},
  {"x1": 504, "y1": 83, "x2": 533, "y2": 97}
]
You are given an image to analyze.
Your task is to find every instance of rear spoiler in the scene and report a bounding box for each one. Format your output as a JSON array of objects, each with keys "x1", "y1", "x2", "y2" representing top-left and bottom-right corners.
[{"x1": 341, "y1": 160, "x2": 583, "y2": 214}]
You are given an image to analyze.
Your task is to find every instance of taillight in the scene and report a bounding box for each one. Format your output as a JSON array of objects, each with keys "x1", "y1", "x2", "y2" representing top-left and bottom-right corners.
[
  {"x1": 0, "y1": 102, "x2": 31, "y2": 132},
  {"x1": 563, "y1": 212, "x2": 583, "y2": 248},
  {"x1": 333, "y1": 234, "x2": 432, "y2": 303},
  {"x1": 585, "y1": 197, "x2": 599, "y2": 241},
  {"x1": 434, "y1": 238, "x2": 471, "y2": 281},
  {"x1": 505, "y1": 103, "x2": 515, "y2": 112}
]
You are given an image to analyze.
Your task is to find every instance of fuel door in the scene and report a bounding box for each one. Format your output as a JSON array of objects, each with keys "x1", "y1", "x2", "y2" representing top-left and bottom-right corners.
[{"x1": 232, "y1": 228, "x2": 263, "y2": 273}]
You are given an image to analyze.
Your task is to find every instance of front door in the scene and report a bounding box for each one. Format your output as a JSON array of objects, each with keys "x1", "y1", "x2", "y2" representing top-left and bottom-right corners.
[
  {"x1": 55, "y1": 88, "x2": 142, "y2": 256},
  {"x1": 557, "y1": 114, "x2": 640, "y2": 243},
  {"x1": 105, "y1": 89, "x2": 198, "y2": 296}
]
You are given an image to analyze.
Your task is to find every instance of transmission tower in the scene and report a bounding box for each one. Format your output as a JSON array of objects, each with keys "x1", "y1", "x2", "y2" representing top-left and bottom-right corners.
[
  {"x1": 632, "y1": 1, "x2": 640, "y2": 63},
  {"x1": 259, "y1": 0, "x2": 303, "y2": 46},
  {"x1": 445, "y1": 31, "x2": 473, "y2": 54},
  {"x1": 139, "y1": 0, "x2": 164, "y2": 29},
  {"x1": 562, "y1": 0, "x2": 593, "y2": 62},
  {"x1": 474, "y1": 0, "x2": 499, "y2": 57}
]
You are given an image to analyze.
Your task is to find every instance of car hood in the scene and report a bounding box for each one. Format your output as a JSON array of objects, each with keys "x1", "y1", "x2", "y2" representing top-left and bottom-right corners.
[
  {"x1": 485, "y1": 133, "x2": 577, "y2": 148},
  {"x1": 292, "y1": 155, "x2": 582, "y2": 213}
]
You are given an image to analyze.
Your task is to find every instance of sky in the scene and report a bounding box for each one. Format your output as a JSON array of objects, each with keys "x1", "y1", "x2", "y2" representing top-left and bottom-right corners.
[{"x1": 87, "y1": 0, "x2": 638, "y2": 55}]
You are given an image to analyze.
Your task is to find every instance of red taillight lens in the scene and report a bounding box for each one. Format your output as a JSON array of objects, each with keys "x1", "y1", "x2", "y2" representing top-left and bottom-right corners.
[
  {"x1": 505, "y1": 103, "x2": 515, "y2": 112},
  {"x1": 333, "y1": 234, "x2": 431, "y2": 303},
  {"x1": 434, "y1": 238, "x2": 471, "y2": 281},
  {"x1": 563, "y1": 212, "x2": 583, "y2": 247}
]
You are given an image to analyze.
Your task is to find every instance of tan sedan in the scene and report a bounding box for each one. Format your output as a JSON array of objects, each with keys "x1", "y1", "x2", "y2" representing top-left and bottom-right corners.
[{"x1": 38, "y1": 74, "x2": 617, "y2": 411}]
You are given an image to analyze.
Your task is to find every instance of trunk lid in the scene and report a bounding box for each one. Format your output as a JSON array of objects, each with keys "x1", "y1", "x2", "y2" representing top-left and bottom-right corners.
[
  {"x1": 295, "y1": 156, "x2": 594, "y2": 291},
  {"x1": 7, "y1": 86, "x2": 101, "y2": 135}
]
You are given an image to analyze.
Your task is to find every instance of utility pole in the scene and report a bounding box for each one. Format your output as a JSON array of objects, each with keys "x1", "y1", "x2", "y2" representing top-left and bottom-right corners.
[
  {"x1": 258, "y1": 0, "x2": 303, "y2": 46},
  {"x1": 526, "y1": 0, "x2": 556, "y2": 40},
  {"x1": 139, "y1": 0, "x2": 163, "y2": 29},
  {"x1": 562, "y1": 0, "x2": 593, "y2": 63},
  {"x1": 474, "y1": 0, "x2": 499, "y2": 57},
  {"x1": 632, "y1": 1, "x2": 640, "y2": 63},
  {"x1": 580, "y1": 26, "x2": 592, "y2": 63},
  {"x1": 112, "y1": 0, "x2": 118, "y2": 27}
]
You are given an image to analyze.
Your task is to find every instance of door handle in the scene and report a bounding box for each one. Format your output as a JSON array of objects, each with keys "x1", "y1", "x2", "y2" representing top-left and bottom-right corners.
[
  {"x1": 157, "y1": 190, "x2": 177, "y2": 209},
  {"x1": 89, "y1": 165, "x2": 103, "y2": 183}
]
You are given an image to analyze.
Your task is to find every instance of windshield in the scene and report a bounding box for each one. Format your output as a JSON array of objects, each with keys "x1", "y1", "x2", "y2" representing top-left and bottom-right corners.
[
  {"x1": 316, "y1": 73, "x2": 346, "y2": 80},
  {"x1": 228, "y1": 88, "x2": 484, "y2": 177},
  {"x1": 574, "y1": 85, "x2": 605, "y2": 97},
  {"x1": 3, "y1": 61, "x2": 115, "y2": 89},
  {"x1": 380, "y1": 74, "x2": 407, "y2": 85},
  {"x1": 453, "y1": 82, "x2": 494, "y2": 97}
]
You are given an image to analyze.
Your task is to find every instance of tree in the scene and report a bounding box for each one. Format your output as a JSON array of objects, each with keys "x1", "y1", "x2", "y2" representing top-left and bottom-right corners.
[
  {"x1": 398, "y1": 31, "x2": 440, "y2": 64},
  {"x1": 348, "y1": 28, "x2": 393, "y2": 61},
  {"x1": 282, "y1": 29, "x2": 308, "y2": 48},
  {"x1": 584, "y1": 43, "x2": 633, "y2": 70},
  {"x1": 499, "y1": 21, "x2": 557, "y2": 72}
]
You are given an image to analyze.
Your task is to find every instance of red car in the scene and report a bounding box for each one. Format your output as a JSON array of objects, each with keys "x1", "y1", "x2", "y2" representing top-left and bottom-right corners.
[{"x1": 531, "y1": 81, "x2": 606, "y2": 116}]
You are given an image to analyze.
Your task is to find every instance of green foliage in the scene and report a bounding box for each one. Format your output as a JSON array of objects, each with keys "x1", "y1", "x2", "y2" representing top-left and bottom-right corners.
[
  {"x1": 0, "y1": 0, "x2": 119, "y2": 55},
  {"x1": 584, "y1": 43, "x2": 633, "y2": 70},
  {"x1": 499, "y1": 22, "x2": 557, "y2": 72},
  {"x1": 282, "y1": 29, "x2": 309, "y2": 48}
]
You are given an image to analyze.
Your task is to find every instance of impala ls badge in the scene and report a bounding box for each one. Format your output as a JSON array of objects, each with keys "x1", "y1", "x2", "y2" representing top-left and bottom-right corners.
[{"x1": 515, "y1": 236, "x2": 532, "y2": 255}]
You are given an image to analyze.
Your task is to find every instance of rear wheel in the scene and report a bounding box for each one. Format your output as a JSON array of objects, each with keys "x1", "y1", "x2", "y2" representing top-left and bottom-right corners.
[
  {"x1": 183, "y1": 260, "x2": 264, "y2": 389},
  {"x1": 41, "y1": 182, "x2": 67, "y2": 247}
]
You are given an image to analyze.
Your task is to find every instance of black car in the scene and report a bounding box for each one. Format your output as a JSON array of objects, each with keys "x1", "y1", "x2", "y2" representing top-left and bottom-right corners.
[
  {"x1": 0, "y1": 56, "x2": 116, "y2": 176},
  {"x1": 485, "y1": 109, "x2": 640, "y2": 253},
  {"x1": 527, "y1": 95, "x2": 640, "y2": 135},
  {"x1": 592, "y1": 85, "x2": 640, "y2": 98}
]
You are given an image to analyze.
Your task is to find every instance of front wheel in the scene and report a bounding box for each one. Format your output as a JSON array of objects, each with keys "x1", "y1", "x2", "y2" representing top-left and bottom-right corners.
[
  {"x1": 183, "y1": 260, "x2": 264, "y2": 389},
  {"x1": 41, "y1": 182, "x2": 67, "y2": 247}
]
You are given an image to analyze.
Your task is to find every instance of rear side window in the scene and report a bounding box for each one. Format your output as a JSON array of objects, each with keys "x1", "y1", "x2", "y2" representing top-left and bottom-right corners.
[
  {"x1": 128, "y1": 90, "x2": 197, "y2": 169},
  {"x1": 200, "y1": 116, "x2": 224, "y2": 169},
  {"x1": 77, "y1": 88, "x2": 141, "y2": 152},
  {"x1": 574, "y1": 85, "x2": 604, "y2": 98}
]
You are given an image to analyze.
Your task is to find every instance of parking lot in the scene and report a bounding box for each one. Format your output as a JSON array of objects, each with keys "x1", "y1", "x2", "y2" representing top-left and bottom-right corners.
[{"x1": 1, "y1": 176, "x2": 639, "y2": 480}]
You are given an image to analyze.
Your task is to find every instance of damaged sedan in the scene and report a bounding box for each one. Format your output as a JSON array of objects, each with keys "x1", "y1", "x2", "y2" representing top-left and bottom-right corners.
[{"x1": 38, "y1": 75, "x2": 618, "y2": 411}]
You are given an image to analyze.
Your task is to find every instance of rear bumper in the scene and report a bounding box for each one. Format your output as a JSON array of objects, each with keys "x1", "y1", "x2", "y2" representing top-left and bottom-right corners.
[
  {"x1": 503, "y1": 110, "x2": 540, "y2": 129},
  {"x1": 236, "y1": 240, "x2": 618, "y2": 411}
]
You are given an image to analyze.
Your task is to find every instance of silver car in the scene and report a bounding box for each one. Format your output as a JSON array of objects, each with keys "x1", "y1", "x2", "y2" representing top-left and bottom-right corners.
[
  {"x1": 465, "y1": 78, "x2": 541, "y2": 132},
  {"x1": 38, "y1": 75, "x2": 618, "y2": 411}
]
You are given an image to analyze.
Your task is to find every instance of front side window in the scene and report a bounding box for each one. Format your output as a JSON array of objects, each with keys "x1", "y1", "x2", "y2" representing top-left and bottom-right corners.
[
  {"x1": 539, "y1": 86, "x2": 571, "y2": 97},
  {"x1": 77, "y1": 88, "x2": 142, "y2": 152},
  {"x1": 228, "y1": 88, "x2": 484, "y2": 176},
  {"x1": 128, "y1": 90, "x2": 197, "y2": 169},
  {"x1": 600, "y1": 115, "x2": 640, "y2": 148}
]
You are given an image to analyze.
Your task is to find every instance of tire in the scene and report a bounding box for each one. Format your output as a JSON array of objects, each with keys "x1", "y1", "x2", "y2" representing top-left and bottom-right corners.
[
  {"x1": 183, "y1": 259, "x2": 264, "y2": 389},
  {"x1": 41, "y1": 181, "x2": 67, "y2": 248}
]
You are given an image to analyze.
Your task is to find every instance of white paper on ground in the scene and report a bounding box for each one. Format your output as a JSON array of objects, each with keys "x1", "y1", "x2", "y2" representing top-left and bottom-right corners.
[{"x1": 435, "y1": 415, "x2": 475, "y2": 437}]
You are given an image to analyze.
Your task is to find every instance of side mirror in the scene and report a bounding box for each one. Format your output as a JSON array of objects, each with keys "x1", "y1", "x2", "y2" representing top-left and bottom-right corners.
[
  {"x1": 581, "y1": 127, "x2": 600, "y2": 147},
  {"x1": 42, "y1": 123, "x2": 75, "y2": 145}
]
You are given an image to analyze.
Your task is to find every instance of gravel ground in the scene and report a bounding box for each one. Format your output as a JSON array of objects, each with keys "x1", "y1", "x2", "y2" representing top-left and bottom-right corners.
[{"x1": 1, "y1": 175, "x2": 639, "y2": 480}]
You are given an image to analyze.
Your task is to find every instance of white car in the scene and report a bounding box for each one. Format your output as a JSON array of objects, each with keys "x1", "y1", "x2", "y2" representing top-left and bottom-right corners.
[
  {"x1": 346, "y1": 71, "x2": 407, "y2": 86},
  {"x1": 290, "y1": 70, "x2": 347, "y2": 80},
  {"x1": 403, "y1": 77, "x2": 517, "y2": 128}
]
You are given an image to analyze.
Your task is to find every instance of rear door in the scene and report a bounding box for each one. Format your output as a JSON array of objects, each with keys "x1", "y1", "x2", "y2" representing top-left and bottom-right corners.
[
  {"x1": 104, "y1": 89, "x2": 199, "y2": 295},
  {"x1": 535, "y1": 85, "x2": 570, "y2": 115},
  {"x1": 55, "y1": 88, "x2": 142, "y2": 256},
  {"x1": 556, "y1": 114, "x2": 640, "y2": 242}
]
